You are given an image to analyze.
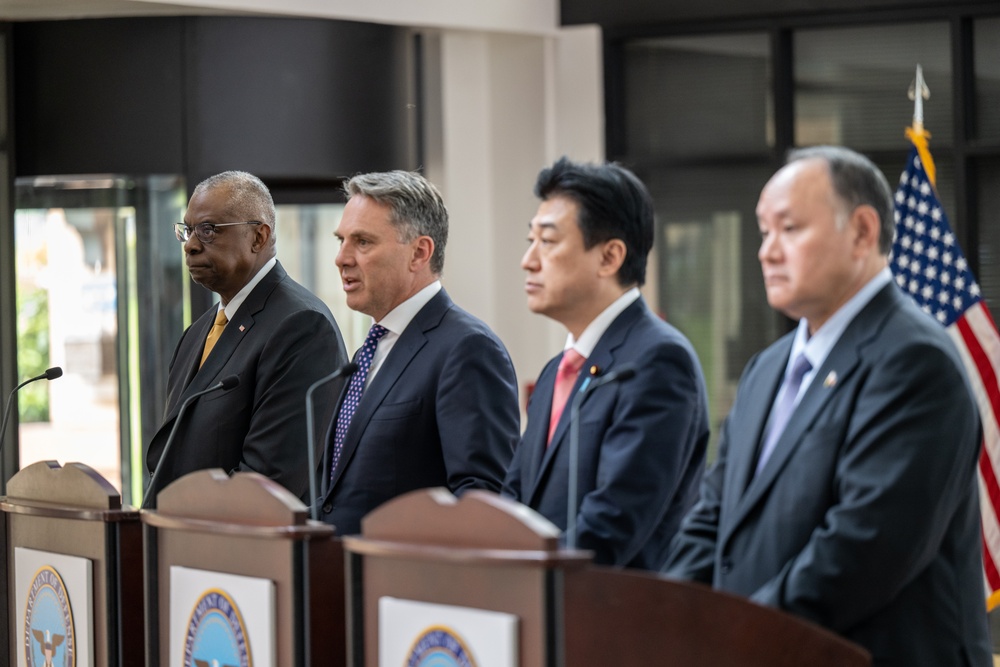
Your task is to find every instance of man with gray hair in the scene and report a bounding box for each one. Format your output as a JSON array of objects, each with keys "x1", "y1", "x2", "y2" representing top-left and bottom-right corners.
[
  {"x1": 144, "y1": 170, "x2": 348, "y2": 508},
  {"x1": 662, "y1": 146, "x2": 991, "y2": 665},
  {"x1": 317, "y1": 170, "x2": 518, "y2": 535}
]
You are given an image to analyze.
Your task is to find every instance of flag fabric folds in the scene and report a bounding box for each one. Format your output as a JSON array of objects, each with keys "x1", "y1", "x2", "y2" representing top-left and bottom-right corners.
[{"x1": 889, "y1": 128, "x2": 1000, "y2": 609}]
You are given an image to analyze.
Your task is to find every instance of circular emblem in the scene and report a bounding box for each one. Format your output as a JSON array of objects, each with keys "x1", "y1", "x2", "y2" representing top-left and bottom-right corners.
[
  {"x1": 183, "y1": 588, "x2": 252, "y2": 667},
  {"x1": 24, "y1": 565, "x2": 76, "y2": 667},
  {"x1": 405, "y1": 626, "x2": 477, "y2": 667}
]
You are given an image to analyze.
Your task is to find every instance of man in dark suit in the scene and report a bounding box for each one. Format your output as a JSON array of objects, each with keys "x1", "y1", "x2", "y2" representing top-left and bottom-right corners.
[
  {"x1": 144, "y1": 171, "x2": 347, "y2": 508},
  {"x1": 502, "y1": 158, "x2": 710, "y2": 570},
  {"x1": 662, "y1": 146, "x2": 991, "y2": 665},
  {"x1": 318, "y1": 170, "x2": 519, "y2": 535}
]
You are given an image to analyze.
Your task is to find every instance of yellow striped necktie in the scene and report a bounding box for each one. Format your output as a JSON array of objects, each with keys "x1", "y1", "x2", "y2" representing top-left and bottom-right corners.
[{"x1": 200, "y1": 310, "x2": 228, "y2": 367}]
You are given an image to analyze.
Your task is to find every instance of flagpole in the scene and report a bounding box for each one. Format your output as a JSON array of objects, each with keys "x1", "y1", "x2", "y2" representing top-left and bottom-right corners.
[{"x1": 906, "y1": 64, "x2": 936, "y2": 187}]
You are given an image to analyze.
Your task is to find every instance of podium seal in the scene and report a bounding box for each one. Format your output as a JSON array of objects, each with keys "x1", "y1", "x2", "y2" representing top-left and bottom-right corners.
[
  {"x1": 405, "y1": 626, "x2": 477, "y2": 667},
  {"x1": 24, "y1": 565, "x2": 76, "y2": 667},
  {"x1": 184, "y1": 588, "x2": 252, "y2": 667}
]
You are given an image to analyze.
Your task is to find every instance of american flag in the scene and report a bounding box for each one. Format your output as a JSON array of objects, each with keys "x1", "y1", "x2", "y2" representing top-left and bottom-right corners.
[{"x1": 889, "y1": 139, "x2": 1000, "y2": 608}]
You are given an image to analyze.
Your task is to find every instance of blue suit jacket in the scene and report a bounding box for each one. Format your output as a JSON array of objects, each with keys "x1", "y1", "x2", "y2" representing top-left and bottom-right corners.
[
  {"x1": 145, "y1": 261, "x2": 348, "y2": 506},
  {"x1": 663, "y1": 284, "x2": 992, "y2": 666},
  {"x1": 318, "y1": 289, "x2": 519, "y2": 535},
  {"x1": 504, "y1": 297, "x2": 709, "y2": 570}
]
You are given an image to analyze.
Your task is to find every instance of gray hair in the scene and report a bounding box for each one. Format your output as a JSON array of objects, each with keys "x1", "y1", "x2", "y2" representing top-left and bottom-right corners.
[
  {"x1": 786, "y1": 146, "x2": 894, "y2": 254},
  {"x1": 344, "y1": 170, "x2": 449, "y2": 275},
  {"x1": 193, "y1": 171, "x2": 276, "y2": 238}
]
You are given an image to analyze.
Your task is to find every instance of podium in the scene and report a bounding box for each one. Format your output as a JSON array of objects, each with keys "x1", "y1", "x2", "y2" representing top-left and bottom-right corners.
[
  {"x1": 343, "y1": 488, "x2": 871, "y2": 667},
  {"x1": 142, "y1": 469, "x2": 343, "y2": 667},
  {"x1": 1, "y1": 460, "x2": 143, "y2": 667}
]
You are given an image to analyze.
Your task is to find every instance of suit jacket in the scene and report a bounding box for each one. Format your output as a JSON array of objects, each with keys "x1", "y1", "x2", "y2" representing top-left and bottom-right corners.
[
  {"x1": 663, "y1": 284, "x2": 991, "y2": 666},
  {"x1": 503, "y1": 297, "x2": 710, "y2": 570},
  {"x1": 318, "y1": 289, "x2": 519, "y2": 535},
  {"x1": 144, "y1": 261, "x2": 348, "y2": 506}
]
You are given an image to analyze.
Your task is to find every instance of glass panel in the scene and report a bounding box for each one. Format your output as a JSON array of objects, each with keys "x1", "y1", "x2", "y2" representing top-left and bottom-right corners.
[
  {"x1": 977, "y1": 158, "x2": 1000, "y2": 307},
  {"x1": 14, "y1": 176, "x2": 186, "y2": 500},
  {"x1": 647, "y1": 163, "x2": 779, "y2": 457},
  {"x1": 974, "y1": 17, "x2": 1000, "y2": 142},
  {"x1": 795, "y1": 23, "x2": 952, "y2": 149},
  {"x1": 15, "y1": 205, "x2": 123, "y2": 486},
  {"x1": 624, "y1": 33, "x2": 772, "y2": 160},
  {"x1": 274, "y1": 203, "x2": 368, "y2": 352}
]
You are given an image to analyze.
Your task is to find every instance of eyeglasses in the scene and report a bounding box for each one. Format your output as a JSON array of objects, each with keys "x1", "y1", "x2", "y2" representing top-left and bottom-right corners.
[{"x1": 174, "y1": 221, "x2": 262, "y2": 244}]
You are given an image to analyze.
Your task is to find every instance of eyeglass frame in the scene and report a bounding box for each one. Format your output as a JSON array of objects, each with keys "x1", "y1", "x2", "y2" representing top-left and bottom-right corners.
[{"x1": 174, "y1": 221, "x2": 263, "y2": 244}]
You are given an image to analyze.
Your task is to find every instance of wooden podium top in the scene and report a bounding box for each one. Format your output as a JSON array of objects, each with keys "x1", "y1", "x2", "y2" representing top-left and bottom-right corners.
[
  {"x1": 0, "y1": 460, "x2": 135, "y2": 521},
  {"x1": 141, "y1": 468, "x2": 335, "y2": 539},
  {"x1": 344, "y1": 488, "x2": 592, "y2": 567}
]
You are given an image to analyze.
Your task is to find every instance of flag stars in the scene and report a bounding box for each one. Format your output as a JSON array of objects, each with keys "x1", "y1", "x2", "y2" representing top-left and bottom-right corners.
[
  {"x1": 953, "y1": 296, "x2": 963, "y2": 310},
  {"x1": 942, "y1": 252, "x2": 953, "y2": 266},
  {"x1": 920, "y1": 182, "x2": 931, "y2": 196},
  {"x1": 921, "y1": 285, "x2": 935, "y2": 300},
  {"x1": 957, "y1": 257, "x2": 968, "y2": 271},
  {"x1": 944, "y1": 232, "x2": 954, "y2": 246},
  {"x1": 936, "y1": 310, "x2": 947, "y2": 323},
  {"x1": 930, "y1": 227, "x2": 941, "y2": 241},
  {"x1": 917, "y1": 201, "x2": 929, "y2": 216},
  {"x1": 896, "y1": 274, "x2": 907, "y2": 287},
  {"x1": 971, "y1": 283, "x2": 981, "y2": 297},
  {"x1": 927, "y1": 246, "x2": 939, "y2": 261},
  {"x1": 915, "y1": 221, "x2": 926, "y2": 235},
  {"x1": 931, "y1": 207, "x2": 942, "y2": 221},
  {"x1": 909, "y1": 279, "x2": 920, "y2": 294},
  {"x1": 905, "y1": 215, "x2": 915, "y2": 229},
  {"x1": 924, "y1": 265, "x2": 937, "y2": 281}
]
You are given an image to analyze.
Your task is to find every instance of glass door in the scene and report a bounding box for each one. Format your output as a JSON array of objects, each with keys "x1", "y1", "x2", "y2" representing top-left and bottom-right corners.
[{"x1": 13, "y1": 175, "x2": 186, "y2": 503}]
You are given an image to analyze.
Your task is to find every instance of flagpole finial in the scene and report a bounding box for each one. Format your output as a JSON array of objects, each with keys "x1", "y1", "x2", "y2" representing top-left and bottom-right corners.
[{"x1": 908, "y1": 64, "x2": 930, "y2": 135}]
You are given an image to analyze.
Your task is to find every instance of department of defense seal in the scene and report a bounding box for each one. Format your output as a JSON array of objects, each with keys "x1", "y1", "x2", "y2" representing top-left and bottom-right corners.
[
  {"x1": 183, "y1": 588, "x2": 252, "y2": 667},
  {"x1": 405, "y1": 626, "x2": 477, "y2": 667},
  {"x1": 24, "y1": 565, "x2": 76, "y2": 667}
]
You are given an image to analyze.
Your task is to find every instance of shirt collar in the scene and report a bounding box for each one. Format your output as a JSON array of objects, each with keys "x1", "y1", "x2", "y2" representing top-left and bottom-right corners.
[
  {"x1": 376, "y1": 281, "x2": 442, "y2": 335},
  {"x1": 565, "y1": 287, "x2": 641, "y2": 358},
  {"x1": 791, "y1": 266, "x2": 892, "y2": 370},
  {"x1": 221, "y1": 257, "x2": 277, "y2": 320}
]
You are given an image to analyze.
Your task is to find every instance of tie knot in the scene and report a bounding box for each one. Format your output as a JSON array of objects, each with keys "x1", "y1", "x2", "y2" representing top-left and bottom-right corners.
[
  {"x1": 789, "y1": 353, "x2": 812, "y2": 382},
  {"x1": 557, "y1": 349, "x2": 586, "y2": 377},
  {"x1": 214, "y1": 310, "x2": 228, "y2": 327},
  {"x1": 367, "y1": 323, "x2": 389, "y2": 343}
]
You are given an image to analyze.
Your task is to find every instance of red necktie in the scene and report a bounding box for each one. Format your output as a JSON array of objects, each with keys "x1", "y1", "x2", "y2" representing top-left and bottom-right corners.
[{"x1": 548, "y1": 349, "x2": 586, "y2": 444}]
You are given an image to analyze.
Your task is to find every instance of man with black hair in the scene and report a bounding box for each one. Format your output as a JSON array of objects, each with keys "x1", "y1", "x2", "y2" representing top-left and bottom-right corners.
[{"x1": 503, "y1": 157, "x2": 709, "y2": 570}]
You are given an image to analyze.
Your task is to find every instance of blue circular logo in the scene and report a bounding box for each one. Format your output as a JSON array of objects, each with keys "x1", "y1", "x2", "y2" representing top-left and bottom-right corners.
[
  {"x1": 405, "y1": 627, "x2": 477, "y2": 667},
  {"x1": 183, "y1": 588, "x2": 252, "y2": 667},
  {"x1": 24, "y1": 565, "x2": 76, "y2": 667}
]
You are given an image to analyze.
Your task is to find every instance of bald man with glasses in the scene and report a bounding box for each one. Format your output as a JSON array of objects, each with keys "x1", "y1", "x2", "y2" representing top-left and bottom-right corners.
[{"x1": 143, "y1": 170, "x2": 347, "y2": 508}]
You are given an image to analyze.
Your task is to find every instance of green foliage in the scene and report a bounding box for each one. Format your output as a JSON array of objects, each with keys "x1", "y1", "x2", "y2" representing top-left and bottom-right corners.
[{"x1": 16, "y1": 284, "x2": 51, "y2": 422}]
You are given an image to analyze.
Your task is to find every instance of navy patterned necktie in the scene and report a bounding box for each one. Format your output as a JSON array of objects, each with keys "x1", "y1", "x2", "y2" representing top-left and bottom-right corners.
[{"x1": 331, "y1": 323, "x2": 389, "y2": 479}]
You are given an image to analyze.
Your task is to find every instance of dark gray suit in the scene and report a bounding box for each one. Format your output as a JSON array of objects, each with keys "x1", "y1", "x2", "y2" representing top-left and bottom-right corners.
[
  {"x1": 663, "y1": 284, "x2": 991, "y2": 666},
  {"x1": 318, "y1": 288, "x2": 518, "y2": 535},
  {"x1": 145, "y1": 261, "x2": 348, "y2": 506}
]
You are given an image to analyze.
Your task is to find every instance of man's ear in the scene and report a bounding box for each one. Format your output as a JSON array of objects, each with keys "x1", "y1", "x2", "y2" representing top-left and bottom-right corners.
[
  {"x1": 411, "y1": 235, "x2": 435, "y2": 271},
  {"x1": 597, "y1": 239, "x2": 627, "y2": 278},
  {"x1": 252, "y1": 222, "x2": 273, "y2": 253},
  {"x1": 850, "y1": 205, "x2": 881, "y2": 255}
]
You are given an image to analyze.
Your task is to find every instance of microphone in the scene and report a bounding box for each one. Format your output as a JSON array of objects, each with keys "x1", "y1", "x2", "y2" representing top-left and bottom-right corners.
[
  {"x1": 142, "y1": 374, "x2": 240, "y2": 509},
  {"x1": 0, "y1": 367, "x2": 63, "y2": 456},
  {"x1": 566, "y1": 363, "x2": 637, "y2": 550},
  {"x1": 304, "y1": 362, "x2": 357, "y2": 521}
]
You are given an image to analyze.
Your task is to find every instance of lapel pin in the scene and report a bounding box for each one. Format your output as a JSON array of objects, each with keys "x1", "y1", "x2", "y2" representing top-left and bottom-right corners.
[
  {"x1": 824, "y1": 371, "x2": 837, "y2": 388},
  {"x1": 589, "y1": 365, "x2": 600, "y2": 376},
  {"x1": 239, "y1": 325, "x2": 245, "y2": 332}
]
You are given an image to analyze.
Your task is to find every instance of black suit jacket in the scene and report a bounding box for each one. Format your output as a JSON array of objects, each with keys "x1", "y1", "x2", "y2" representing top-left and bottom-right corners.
[
  {"x1": 663, "y1": 284, "x2": 992, "y2": 666},
  {"x1": 318, "y1": 289, "x2": 519, "y2": 535},
  {"x1": 504, "y1": 298, "x2": 710, "y2": 570},
  {"x1": 145, "y1": 262, "x2": 348, "y2": 506}
]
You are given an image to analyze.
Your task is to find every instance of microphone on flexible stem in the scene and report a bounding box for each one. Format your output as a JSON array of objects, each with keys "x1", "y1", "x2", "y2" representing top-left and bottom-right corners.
[
  {"x1": 566, "y1": 363, "x2": 637, "y2": 551},
  {"x1": 0, "y1": 367, "x2": 63, "y2": 456},
  {"x1": 304, "y1": 362, "x2": 358, "y2": 522},
  {"x1": 142, "y1": 374, "x2": 240, "y2": 509}
]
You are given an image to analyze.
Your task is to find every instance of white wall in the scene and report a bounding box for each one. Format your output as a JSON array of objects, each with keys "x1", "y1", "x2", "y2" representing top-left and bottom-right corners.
[{"x1": 424, "y1": 25, "x2": 605, "y2": 408}]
